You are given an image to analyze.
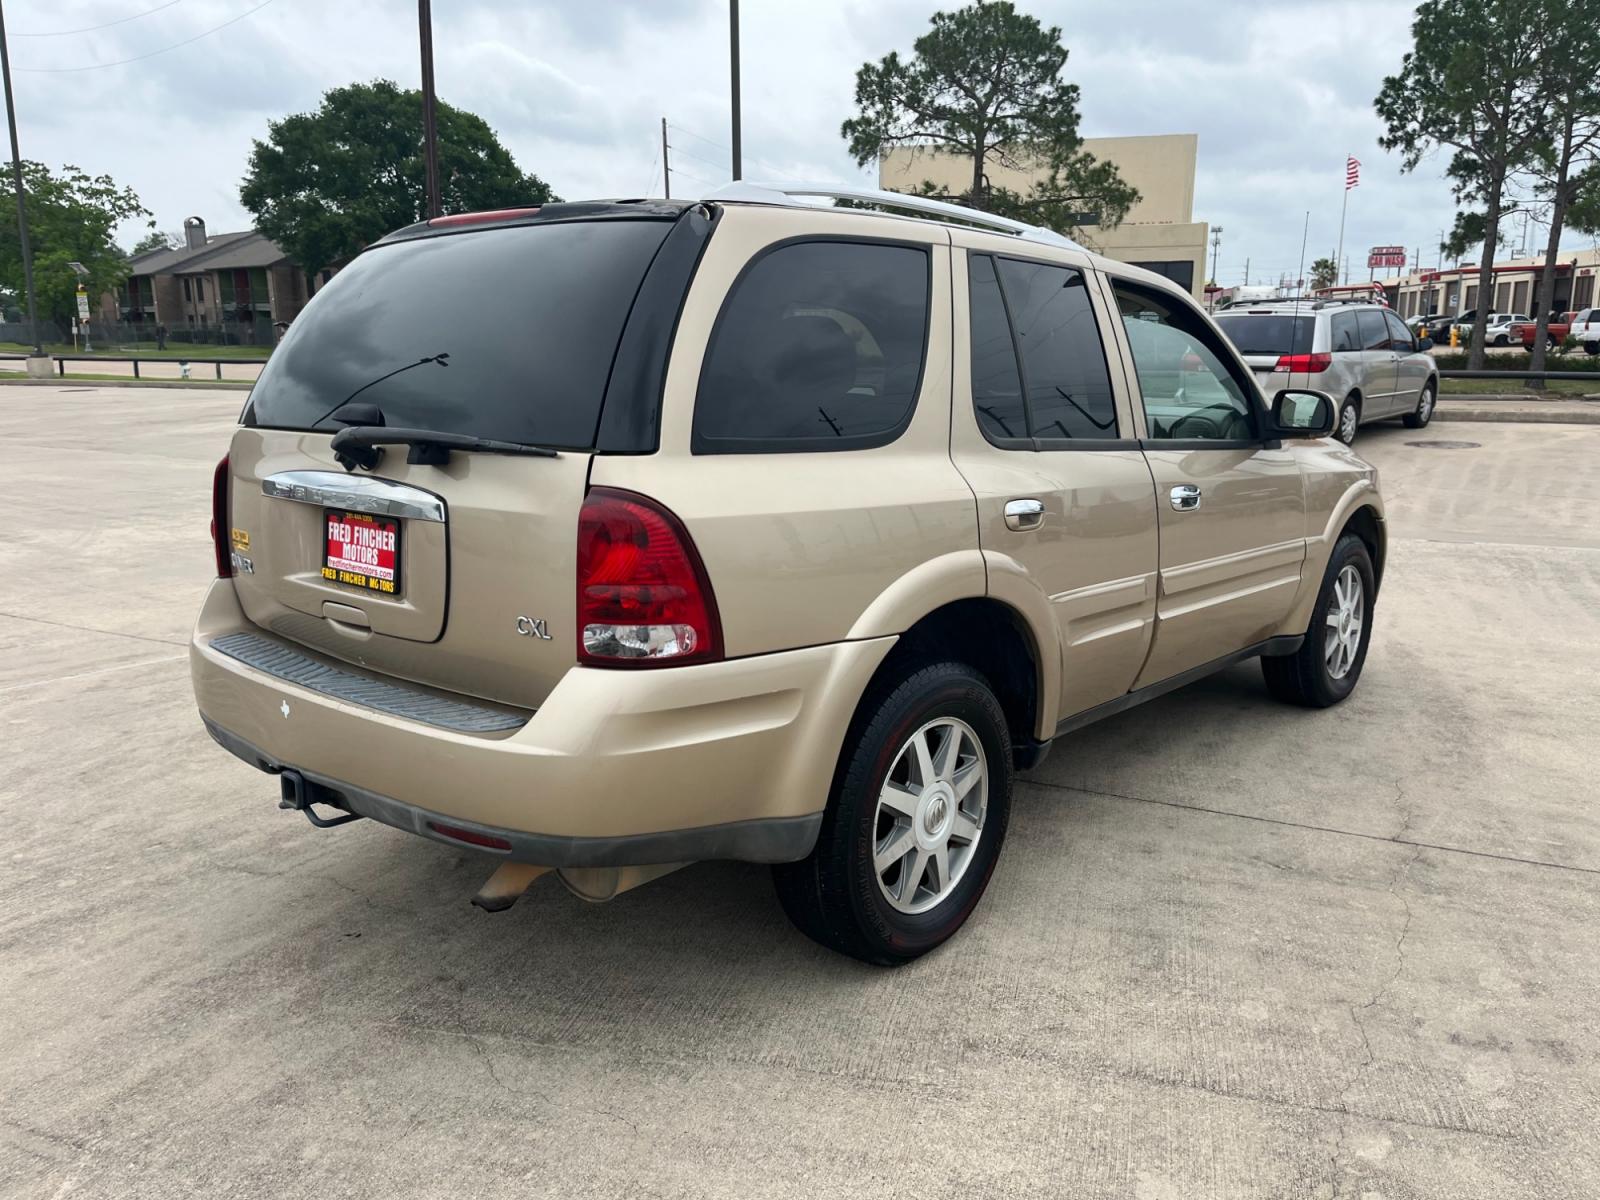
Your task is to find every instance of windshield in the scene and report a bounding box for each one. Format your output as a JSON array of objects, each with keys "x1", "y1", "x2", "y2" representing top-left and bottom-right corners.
[
  {"x1": 1213, "y1": 313, "x2": 1315, "y2": 356},
  {"x1": 245, "y1": 219, "x2": 673, "y2": 449}
]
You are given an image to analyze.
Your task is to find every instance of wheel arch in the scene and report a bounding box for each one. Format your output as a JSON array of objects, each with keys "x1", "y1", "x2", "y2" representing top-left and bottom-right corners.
[
  {"x1": 860, "y1": 597, "x2": 1050, "y2": 769},
  {"x1": 1281, "y1": 486, "x2": 1386, "y2": 635}
]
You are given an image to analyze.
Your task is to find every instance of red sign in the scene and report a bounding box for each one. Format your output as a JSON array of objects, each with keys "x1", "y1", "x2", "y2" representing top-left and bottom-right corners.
[
  {"x1": 322, "y1": 510, "x2": 401, "y2": 595},
  {"x1": 1368, "y1": 245, "x2": 1407, "y2": 269}
]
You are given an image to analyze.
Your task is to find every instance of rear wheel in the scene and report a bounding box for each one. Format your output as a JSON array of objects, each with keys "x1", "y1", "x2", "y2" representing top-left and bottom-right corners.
[
  {"x1": 1261, "y1": 533, "x2": 1375, "y2": 708},
  {"x1": 1402, "y1": 381, "x2": 1436, "y2": 429},
  {"x1": 1585, "y1": 341, "x2": 1599, "y2": 356},
  {"x1": 772, "y1": 661, "x2": 1012, "y2": 965},
  {"x1": 1336, "y1": 395, "x2": 1361, "y2": 445}
]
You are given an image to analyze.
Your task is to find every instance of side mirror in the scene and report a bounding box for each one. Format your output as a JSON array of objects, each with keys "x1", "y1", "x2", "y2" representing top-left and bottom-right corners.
[
  {"x1": 1418, "y1": 336, "x2": 1434, "y2": 351},
  {"x1": 1270, "y1": 388, "x2": 1336, "y2": 438}
]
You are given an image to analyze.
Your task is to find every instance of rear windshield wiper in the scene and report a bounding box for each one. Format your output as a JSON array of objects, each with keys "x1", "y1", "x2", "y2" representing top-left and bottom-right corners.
[{"x1": 330, "y1": 425, "x2": 558, "y2": 471}]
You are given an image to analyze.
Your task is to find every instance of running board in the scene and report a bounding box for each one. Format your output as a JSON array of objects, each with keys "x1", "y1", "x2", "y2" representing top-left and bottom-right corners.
[{"x1": 1053, "y1": 635, "x2": 1303, "y2": 737}]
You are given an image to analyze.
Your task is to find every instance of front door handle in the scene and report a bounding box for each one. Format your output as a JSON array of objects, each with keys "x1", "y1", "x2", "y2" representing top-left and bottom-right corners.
[
  {"x1": 1170, "y1": 484, "x2": 1202, "y2": 512},
  {"x1": 1004, "y1": 498, "x2": 1045, "y2": 531}
]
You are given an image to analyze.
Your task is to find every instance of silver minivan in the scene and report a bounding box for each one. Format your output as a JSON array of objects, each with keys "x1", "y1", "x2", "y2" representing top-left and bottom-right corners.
[{"x1": 1215, "y1": 302, "x2": 1439, "y2": 444}]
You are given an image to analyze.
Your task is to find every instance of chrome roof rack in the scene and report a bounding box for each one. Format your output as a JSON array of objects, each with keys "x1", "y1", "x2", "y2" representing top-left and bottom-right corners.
[{"x1": 705, "y1": 180, "x2": 1085, "y2": 251}]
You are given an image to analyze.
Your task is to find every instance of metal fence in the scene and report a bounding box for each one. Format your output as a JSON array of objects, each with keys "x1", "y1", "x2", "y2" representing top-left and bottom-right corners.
[
  {"x1": 1, "y1": 317, "x2": 280, "y2": 349},
  {"x1": 0, "y1": 353, "x2": 263, "y2": 381}
]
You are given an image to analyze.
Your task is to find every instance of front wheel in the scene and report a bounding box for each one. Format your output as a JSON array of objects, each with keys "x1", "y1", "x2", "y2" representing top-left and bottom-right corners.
[
  {"x1": 1261, "y1": 533, "x2": 1375, "y2": 708},
  {"x1": 1402, "y1": 381, "x2": 1436, "y2": 429},
  {"x1": 772, "y1": 661, "x2": 1013, "y2": 965},
  {"x1": 1336, "y1": 396, "x2": 1360, "y2": 445}
]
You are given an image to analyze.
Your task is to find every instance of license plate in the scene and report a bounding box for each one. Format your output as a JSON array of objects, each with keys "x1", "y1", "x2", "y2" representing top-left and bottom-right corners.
[{"x1": 321, "y1": 510, "x2": 402, "y2": 596}]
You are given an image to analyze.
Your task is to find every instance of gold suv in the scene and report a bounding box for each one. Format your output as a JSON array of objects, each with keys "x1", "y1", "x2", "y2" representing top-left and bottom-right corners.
[{"x1": 191, "y1": 185, "x2": 1385, "y2": 964}]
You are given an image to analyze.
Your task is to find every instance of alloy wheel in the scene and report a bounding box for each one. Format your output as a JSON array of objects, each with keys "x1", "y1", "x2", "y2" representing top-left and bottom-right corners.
[
  {"x1": 1418, "y1": 387, "x2": 1434, "y2": 422},
  {"x1": 1324, "y1": 564, "x2": 1364, "y2": 680},
  {"x1": 1339, "y1": 402, "x2": 1358, "y2": 443},
  {"x1": 873, "y1": 717, "x2": 988, "y2": 915}
]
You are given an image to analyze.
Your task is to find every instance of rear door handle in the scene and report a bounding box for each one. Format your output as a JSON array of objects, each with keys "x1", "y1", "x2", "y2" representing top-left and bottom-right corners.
[
  {"x1": 1170, "y1": 484, "x2": 1202, "y2": 512},
  {"x1": 1004, "y1": 498, "x2": 1045, "y2": 531}
]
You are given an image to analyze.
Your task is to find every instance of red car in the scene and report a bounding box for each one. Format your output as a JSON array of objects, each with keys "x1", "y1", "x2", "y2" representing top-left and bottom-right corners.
[{"x1": 1511, "y1": 311, "x2": 1578, "y2": 349}]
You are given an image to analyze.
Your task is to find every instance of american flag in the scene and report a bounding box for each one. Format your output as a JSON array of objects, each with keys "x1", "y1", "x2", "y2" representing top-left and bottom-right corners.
[{"x1": 1345, "y1": 156, "x2": 1361, "y2": 191}]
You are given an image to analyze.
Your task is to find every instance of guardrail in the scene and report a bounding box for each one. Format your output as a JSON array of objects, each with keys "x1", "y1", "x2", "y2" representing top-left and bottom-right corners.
[
  {"x1": 1437, "y1": 369, "x2": 1600, "y2": 382},
  {"x1": 0, "y1": 353, "x2": 266, "y2": 380}
]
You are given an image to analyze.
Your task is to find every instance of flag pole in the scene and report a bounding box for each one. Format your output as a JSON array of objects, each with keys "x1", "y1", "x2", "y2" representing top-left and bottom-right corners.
[{"x1": 1335, "y1": 155, "x2": 1350, "y2": 287}]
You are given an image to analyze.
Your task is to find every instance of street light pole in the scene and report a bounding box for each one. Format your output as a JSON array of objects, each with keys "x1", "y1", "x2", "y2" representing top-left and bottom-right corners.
[
  {"x1": 419, "y1": 0, "x2": 441, "y2": 219},
  {"x1": 1209, "y1": 226, "x2": 1224, "y2": 286},
  {"x1": 0, "y1": 0, "x2": 44, "y2": 359},
  {"x1": 729, "y1": 0, "x2": 742, "y2": 181}
]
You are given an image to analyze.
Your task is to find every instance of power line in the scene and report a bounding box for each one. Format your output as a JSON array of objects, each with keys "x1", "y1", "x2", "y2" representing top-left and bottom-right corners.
[
  {"x1": 15, "y1": 0, "x2": 186, "y2": 38},
  {"x1": 15, "y1": 0, "x2": 274, "y2": 72}
]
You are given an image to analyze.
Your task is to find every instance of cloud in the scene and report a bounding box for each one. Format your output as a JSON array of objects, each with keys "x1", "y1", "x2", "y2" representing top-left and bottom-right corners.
[{"x1": 6, "y1": 0, "x2": 1572, "y2": 279}]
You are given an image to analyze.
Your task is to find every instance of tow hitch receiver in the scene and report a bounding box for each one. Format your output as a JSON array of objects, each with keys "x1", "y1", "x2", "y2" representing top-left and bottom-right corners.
[
  {"x1": 278, "y1": 769, "x2": 365, "y2": 829},
  {"x1": 470, "y1": 862, "x2": 552, "y2": 912}
]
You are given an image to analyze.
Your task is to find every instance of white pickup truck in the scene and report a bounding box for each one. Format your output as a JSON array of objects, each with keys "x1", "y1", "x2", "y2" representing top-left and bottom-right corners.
[{"x1": 1570, "y1": 308, "x2": 1600, "y2": 354}]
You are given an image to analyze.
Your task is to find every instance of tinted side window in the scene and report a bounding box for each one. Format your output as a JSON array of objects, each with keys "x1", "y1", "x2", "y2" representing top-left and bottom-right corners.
[
  {"x1": 1330, "y1": 311, "x2": 1361, "y2": 352},
  {"x1": 968, "y1": 254, "x2": 1028, "y2": 442},
  {"x1": 1384, "y1": 310, "x2": 1415, "y2": 351},
  {"x1": 693, "y1": 241, "x2": 930, "y2": 453},
  {"x1": 995, "y1": 258, "x2": 1118, "y2": 440},
  {"x1": 1357, "y1": 310, "x2": 1391, "y2": 350},
  {"x1": 1115, "y1": 283, "x2": 1258, "y2": 442}
]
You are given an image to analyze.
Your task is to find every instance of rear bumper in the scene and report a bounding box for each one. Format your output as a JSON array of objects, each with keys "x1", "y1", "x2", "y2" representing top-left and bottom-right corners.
[{"x1": 191, "y1": 580, "x2": 895, "y2": 866}]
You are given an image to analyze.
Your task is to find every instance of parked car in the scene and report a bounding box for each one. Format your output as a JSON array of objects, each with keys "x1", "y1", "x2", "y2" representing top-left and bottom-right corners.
[
  {"x1": 1510, "y1": 311, "x2": 1579, "y2": 349},
  {"x1": 1569, "y1": 308, "x2": 1600, "y2": 354},
  {"x1": 1214, "y1": 300, "x2": 1439, "y2": 444},
  {"x1": 1483, "y1": 313, "x2": 1532, "y2": 346},
  {"x1": 190, "y1": 185, "x2": 1387, "y2": 965}
]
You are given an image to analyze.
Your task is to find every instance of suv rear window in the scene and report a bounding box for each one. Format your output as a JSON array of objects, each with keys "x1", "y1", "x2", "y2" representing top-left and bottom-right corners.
[
  {"x1": 244, "y1": 220, "x2": 673, "y2": 449},
  {"x1": 693, "y1": 240, "x2": 930, "y2": 453},
  {"x1": 1213, "y1": 313, "x2": 1314, "y2": 356}
]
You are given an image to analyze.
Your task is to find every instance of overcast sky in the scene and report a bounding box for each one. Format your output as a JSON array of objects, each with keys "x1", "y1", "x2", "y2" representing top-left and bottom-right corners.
[{"x1": 10, "y1": 0, "x2": 1592, "y2": 284}]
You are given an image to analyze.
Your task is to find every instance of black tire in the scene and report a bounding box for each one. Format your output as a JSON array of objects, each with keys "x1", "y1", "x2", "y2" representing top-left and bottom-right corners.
[
  {"x1": 772, "y1": 661, "x2": 1013, "y2": 966},
  {"x1": 1494, "y1": 333, "x2": 1509, "y2": 346},
  {"x1": 1335, "y1": 395, "x2": 1360, "y2": 445},
  {"x1": 1585, "y1": 342, "x2": 1599, "y2": 357},
  {"x1": 1401, "y1": 380, "x2": 1436, "y2": 429},
  {"x1": 1261, "y1": 533, "x2": 1375, "y2": 708}
]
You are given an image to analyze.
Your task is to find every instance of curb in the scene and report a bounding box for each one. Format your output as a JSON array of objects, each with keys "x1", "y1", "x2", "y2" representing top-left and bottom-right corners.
[
  {"x1": 1436, "y1": 407, "x2": 1600, "y2": 424},
  {"x1": 0, "y1": 377, "x2": 253, "y2": 391}
]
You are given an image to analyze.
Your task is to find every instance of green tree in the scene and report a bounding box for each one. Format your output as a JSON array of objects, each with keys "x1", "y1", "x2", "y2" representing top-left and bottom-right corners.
[
  {"x1": 1309, "y1": 256, "x2": 1338, "y2": 291},
  {"x1": 240, "y1": 79, "x2": 558, "y2": 275},
  {"x1": 1375, "y1": 0, "x2": 1549, "y2": 368},
  {"x1": 1525, "y1": 0, "x2": 1600, "y2": 371},
  {"x1": 0, "y1": 161, "x2": 151, "y2": 328},
  {"x1": 840, "y1": 1, "x2": 1138, "y2": 240},
  {"x1": 131, "y1": 229, "x2": 177, "y2": 256}
]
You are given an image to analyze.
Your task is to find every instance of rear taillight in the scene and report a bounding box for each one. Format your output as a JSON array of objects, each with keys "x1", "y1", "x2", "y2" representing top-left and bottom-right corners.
[
  {"x1": 1273, "y1": 352, "x2": 1333, "y2": 373},
  {"x1": 576, "y1": 487, "x2": 722, "y2": 668},
  {"x1": 210, "y1": 454, "x2": 232, "y2": 578}
]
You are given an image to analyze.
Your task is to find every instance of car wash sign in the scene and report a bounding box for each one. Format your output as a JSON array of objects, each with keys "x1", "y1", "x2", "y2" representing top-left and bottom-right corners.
[{"x1": 1367, "y1": 245, "x2": 1407, "y2": 269}]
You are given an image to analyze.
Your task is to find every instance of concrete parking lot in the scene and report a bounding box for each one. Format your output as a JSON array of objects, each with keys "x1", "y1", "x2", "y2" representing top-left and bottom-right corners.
[{"x1": 2, "y1": 385, "x2": 1597, "y2": 1198}]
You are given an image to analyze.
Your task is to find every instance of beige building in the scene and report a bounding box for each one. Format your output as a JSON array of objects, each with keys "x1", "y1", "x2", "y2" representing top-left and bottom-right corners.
[{"x1": 880, "y1": 133, "x2": 1209, "y2": 298}]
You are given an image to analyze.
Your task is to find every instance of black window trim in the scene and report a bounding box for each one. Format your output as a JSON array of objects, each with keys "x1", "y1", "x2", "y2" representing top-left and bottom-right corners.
[
  {"x1": 691, "y1": 233, "x2": 935, "y2": 456},
  {"x1": 969, "y1": 249, "x2": 1130, "y2": 453},
  {"x1": 1106, "y1": 273, "x2": 1275, "y2": 449}
]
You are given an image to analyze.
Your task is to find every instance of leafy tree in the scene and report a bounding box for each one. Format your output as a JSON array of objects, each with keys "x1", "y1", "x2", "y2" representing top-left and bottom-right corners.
[
  {"x1": 1440, "y1": 209, "x2": 1505, "y2": 261},
  {"x1": 1376, "y1": 0, "x2": 1549, "y2": 368},
  {"x1": 1525, "y1": 0, "x2": 1600, "y2": 371},
  {"x1": 1309, "y1": 257, "x2": 1338, "y2": 291},
  {"x1": 840, "y1": 1, "x2": 1138, "y2": 240},
  {"x1": 0, "y1": 161, "x2": 151, "y2": 328},
  {"x1": 240, "y1": 79, "x2": 558, "y2": 275},
  {"x1": 131, "y1": 229, "x2": 178, "y2": 256}
]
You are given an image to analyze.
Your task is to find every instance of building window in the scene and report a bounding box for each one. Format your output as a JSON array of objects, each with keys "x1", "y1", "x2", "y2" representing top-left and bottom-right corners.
[
  {"x1": 1576, "y1": 275, "x2": 1595, "y2": 310},
  {"x1": 1129, "y1": 260, "x2": 1196, "y2": 293},
  {"x1": 182, "y1": 278, "x2": 192, "y2": 301},
  {"x1": 196, "y1": 277, "x2": 205, "y2": 303}
]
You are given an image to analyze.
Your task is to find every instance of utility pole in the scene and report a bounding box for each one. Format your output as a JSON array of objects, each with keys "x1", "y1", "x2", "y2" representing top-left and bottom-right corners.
[
  {"x1": 661, "y1": 117, "x2": 670, "y2": 199},
  {"x1": 1243, "y1": 257, "x2": 1250, "y2": 286},
  {"x1": 1209, "y1": 226, "x2": 1223, "y2": 286},
  {"x1": 729, "y1": 0, "x2": 742, "y2": 180},
  {"x1": 419, "y1": 0, "x2": 441, "y2": 219},
  {"x1": 0, "y1": 0, "x2": 44, "y2": 362}
]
